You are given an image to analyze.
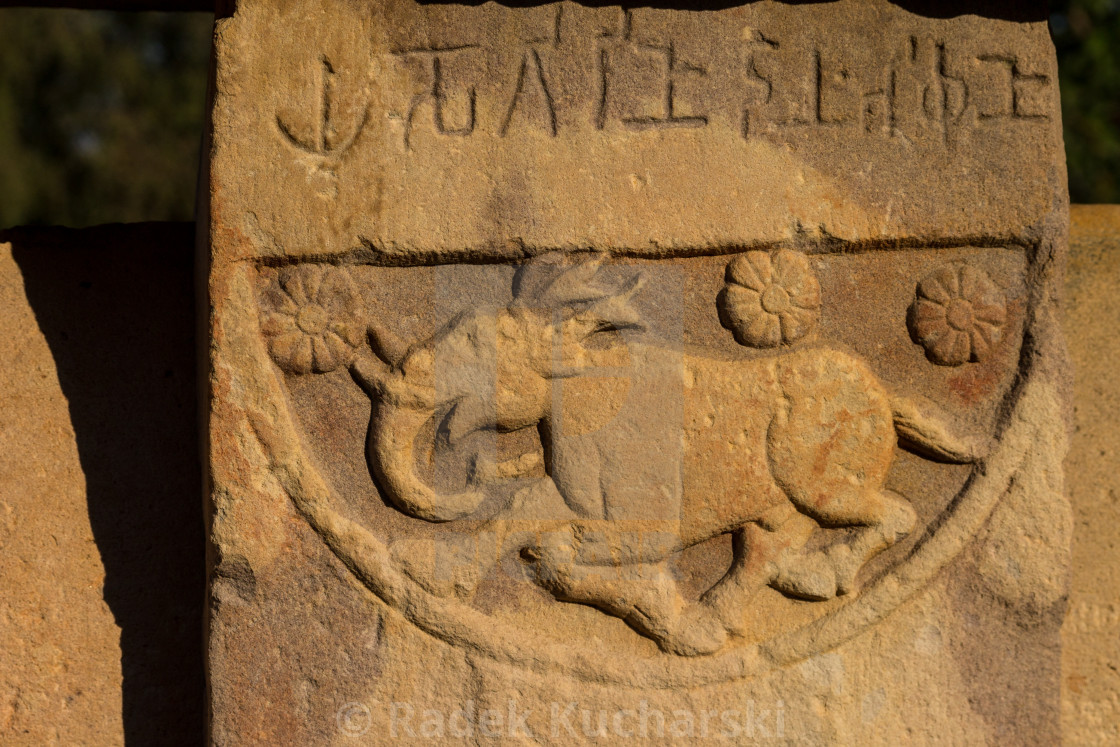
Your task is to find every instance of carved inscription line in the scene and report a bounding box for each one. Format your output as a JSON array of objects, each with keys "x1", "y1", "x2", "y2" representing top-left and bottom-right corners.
[
  {"x1": 741, "y1": 31, "x2": 778, "y2": 139},
  {"x1": 976, "y1": 53, "x2": 1050, "y2": 120},
  {"x1": 392, "y1": 45, "x2": 480, "y2": 150},
  {"x1": 626, "y1": 41, "x2": 708, "y2": 130},
  {"x1": 501, "y1": 8, "x2": 563, "y2": 138},
  {"x1": 276, "y1": 55, "x2": 371, "y2": 165},
  {"x1": 924, "y1": 42, "x2": 968, "y2": 143},
  {"x1": 501, "y1": 49, "x2": 558, "y2": 137},
  {"x1": 595, "y1": 9, "x2": 708, "y2": 131},
  {"x1": 272, "y1": 11, "x2": 1055, "y2": 154},
  {"x1": 796, "y1": 49, "x2": 848, "y2": 127}
]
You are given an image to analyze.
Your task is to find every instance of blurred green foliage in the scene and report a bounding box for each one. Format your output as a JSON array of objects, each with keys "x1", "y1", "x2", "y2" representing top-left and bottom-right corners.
[
  {"x1": 0, "y1": 10, "x2": 211, "y2": 227},
  {"x1": 1052, "y1": 0, "x2": 1120, "y2": 203},
  {"x1": 0, "y1": 6, "x2": 1117, "y2": 228}
]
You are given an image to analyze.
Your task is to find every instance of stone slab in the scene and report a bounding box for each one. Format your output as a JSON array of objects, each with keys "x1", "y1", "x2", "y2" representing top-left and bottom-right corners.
[
  {"x1": 0, "y1": 224, "x2": 202, "y2": 746},
  {"x1": 204, "y1": 2, "x2": 1070, "y2": 743},
  {"x1": 12, "y1": 213, "x2": 1120, "y2": 743},
  {"x1": 1062, "y1": 205, "x2": 1120, "y2": 744}
]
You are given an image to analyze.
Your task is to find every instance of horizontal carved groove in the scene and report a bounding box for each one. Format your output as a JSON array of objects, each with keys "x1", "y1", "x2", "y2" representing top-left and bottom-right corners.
[{"x1": 245, "y1": 235, "x2": 1032, "y2": 269}]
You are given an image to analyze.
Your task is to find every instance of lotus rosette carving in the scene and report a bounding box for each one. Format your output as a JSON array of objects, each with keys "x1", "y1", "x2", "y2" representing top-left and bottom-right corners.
[
  {"x1": 718, "y1": 250, "x2": 821, "y2": 348},
  {"x1": 909, "y1": 265, "x2": 1007, "y2": 366},
  {"x1": 260, "y1": 265, "x2": 365, "y2": 374}
]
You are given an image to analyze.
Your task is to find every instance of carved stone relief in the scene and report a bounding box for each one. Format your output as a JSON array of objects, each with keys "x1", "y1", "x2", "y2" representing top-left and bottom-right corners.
[
  {"x1": 909, "y1": 264, "x2": 1008, "y2": 366},
  {"x1": 207, "y1": 1, "x2": 1068, "y2": 741},
  {"x1": 718, "y1": 250, "x2": 821, "y2": 348}
]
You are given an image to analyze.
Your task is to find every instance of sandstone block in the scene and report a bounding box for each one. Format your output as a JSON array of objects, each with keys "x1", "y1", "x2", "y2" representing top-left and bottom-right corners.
[
  {"x1": 204, "y1": 2, "x2": 1069, "y2": 742},
  {"x1": 0, "y1": 224, "x2": 202, "y2": 746}
]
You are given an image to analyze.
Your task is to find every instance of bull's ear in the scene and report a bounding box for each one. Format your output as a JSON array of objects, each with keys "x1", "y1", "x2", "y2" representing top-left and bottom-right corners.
[
  {"x1": 513, "y1": 252, "x2": 609, "y2": 307},
  {"x1": 574, "y1": 272, "x2": 646, "y2": 338}
]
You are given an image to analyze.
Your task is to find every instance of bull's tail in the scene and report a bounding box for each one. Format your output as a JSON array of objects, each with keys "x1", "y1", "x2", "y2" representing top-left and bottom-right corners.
[{"x1": 889, "y1": 395, "x2": 990, "y2": 464}]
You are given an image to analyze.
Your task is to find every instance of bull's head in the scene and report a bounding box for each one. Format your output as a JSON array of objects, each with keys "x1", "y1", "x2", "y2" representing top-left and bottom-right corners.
[{"x1": 351, "y1": 253, "x2": 644, "y2": 522}]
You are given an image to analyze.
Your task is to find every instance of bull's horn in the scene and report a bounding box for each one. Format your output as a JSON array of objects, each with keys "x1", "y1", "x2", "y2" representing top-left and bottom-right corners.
[{"x1": 350, "y1": 350, "x2": 435, "y2": 409}]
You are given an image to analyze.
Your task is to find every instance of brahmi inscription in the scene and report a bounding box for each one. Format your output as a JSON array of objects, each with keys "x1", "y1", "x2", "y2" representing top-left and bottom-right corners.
[
  {"x1": 278, "y1": 6, "x2": 1053, "y2": 152},
  {"x1": 218, "y1": 0, "x2": 1063, "y2": 261},
  {"x1": 373, "y1": 8, "x2": 1052, "y2": 147}
]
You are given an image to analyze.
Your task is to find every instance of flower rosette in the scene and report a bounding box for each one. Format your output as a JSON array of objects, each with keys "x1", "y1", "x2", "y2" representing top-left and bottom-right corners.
[
  {"x1": 259, "y1": 264, "x2": 365, "y2": 374},
  {"x1": 909, "y1": 264, "x2": 1007, "y2": 367},
  {"x1": 718, "y1": 249, "x2": 821, "y2": 349}
]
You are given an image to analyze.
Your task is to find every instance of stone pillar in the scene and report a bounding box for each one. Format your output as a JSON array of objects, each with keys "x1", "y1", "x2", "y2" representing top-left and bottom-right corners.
[{"x1": 202, "y1": 2, "x2": 1069, "y2": 742}]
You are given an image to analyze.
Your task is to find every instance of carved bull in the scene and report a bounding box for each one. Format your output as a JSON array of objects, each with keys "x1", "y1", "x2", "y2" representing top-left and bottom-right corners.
[{"x1": 351, "y1": 254, "x2": 984, "y2": 655}]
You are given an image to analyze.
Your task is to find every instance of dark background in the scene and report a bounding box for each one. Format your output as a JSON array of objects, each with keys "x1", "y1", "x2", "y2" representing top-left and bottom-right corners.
[
  {"x1": 1051, "y1": 0, "x2": 1120, "y2": 202},
  {"x1": 0, "y1": 2, "x2": 1117, "y2": 228},
  {"x1": 0, "y1": 9, "x2": 211, "y2": 227}
]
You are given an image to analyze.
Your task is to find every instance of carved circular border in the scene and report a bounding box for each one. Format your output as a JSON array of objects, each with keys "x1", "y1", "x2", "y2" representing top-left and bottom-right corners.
[{"x1": 227, "y1": 249, "x2": 1061, "y2": 688}]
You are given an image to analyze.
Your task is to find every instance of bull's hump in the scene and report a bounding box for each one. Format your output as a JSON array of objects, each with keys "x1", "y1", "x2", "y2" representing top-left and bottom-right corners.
[
  {"x1": 683, "y1": 354, "x2": 780, "y2": 400},
  {"x1": 681, "y1": 354, "x2": 782, "y2": 438}
]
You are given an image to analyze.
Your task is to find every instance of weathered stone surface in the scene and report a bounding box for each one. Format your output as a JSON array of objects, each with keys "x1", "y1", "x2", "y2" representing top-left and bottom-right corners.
[
  {"x1": 211, "y1": 1, "x2": 1062, "y2": 262},
  {"x1": 1062, "y1": 205, "x2": 1120, "y2": 744},
  {"x1": 0, "y1": 224, "x2": 202, "y2": 746},
  {"x1": 205, "y1": 2, "x2": 1069, "y2": 743}
]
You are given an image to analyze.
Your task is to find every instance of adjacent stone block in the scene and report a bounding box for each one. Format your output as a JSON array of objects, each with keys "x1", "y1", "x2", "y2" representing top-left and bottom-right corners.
[
  {"x1": 0, "y1": 224, "x2": 202, "y2": 746},
  {"x1": 1062, "y1": 205, "x2": 1120, "y2": 743},
  {"x1": 204, "y1": 2, "x2": 1069, "y2": 742}
]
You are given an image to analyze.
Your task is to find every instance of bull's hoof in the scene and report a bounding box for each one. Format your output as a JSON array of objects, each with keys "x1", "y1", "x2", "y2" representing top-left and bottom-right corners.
[
  {"x1": 771, "y1": 549, "x2": 839, "y2": 601},
  {"x1": 826, "y1": 544, "x2": 860, "y2": 596},
  {"x1": 656, "y1": 605, "x2": 728, "y2": 657}
]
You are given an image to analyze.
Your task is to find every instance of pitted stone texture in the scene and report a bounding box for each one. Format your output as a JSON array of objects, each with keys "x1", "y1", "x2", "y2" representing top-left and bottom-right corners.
[
  {"x1": 1062, "y1": 205, "x2": 1120, "y2": 744},
  {"x1": 0, "y1": 224, "x2": 202, "y2": 746}
]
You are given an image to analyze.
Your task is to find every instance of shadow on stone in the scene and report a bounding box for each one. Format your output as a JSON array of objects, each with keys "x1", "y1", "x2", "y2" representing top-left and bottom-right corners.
[{"x1": 6, "y1": 223, "x2": 203, "y2": 746}]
